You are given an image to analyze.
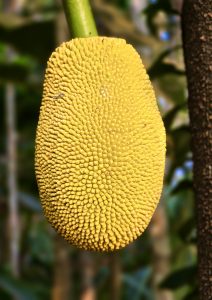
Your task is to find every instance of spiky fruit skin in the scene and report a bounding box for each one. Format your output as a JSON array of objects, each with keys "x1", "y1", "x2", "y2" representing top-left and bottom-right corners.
[{"x1": 35, "y1": 37, "x2": 166, "y2": 251}]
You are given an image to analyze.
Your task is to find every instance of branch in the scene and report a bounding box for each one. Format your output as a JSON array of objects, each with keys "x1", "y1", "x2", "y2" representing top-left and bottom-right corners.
[{"x1": 62, "y1": 0, "x2": 98, "y2": 38}]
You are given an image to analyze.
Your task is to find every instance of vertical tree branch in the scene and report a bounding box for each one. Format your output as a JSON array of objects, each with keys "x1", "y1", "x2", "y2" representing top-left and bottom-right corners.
[
  {"x1": 80, "y1": 252, "x2": 96, "y2": 300},
  {"x1": 5, "y1": 71, "x2": 19, "y2": 277},
  {"x1": 182, "y1": 1, "x2": 212, "y2": 299},
  {"x1": 4, "y1": 0, "x2": 21, "y2": 278},
  {"x1": 109, "y1": 253, "x2": 121, "y2": 300},
  {"x1": 52, "y1": 236, "x2": 72, "y2": 300}
]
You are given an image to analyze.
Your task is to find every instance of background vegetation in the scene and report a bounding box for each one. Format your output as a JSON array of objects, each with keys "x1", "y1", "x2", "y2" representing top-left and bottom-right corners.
[{"x1": 0, "y1": 0, "x2": 197, "y2": 299}]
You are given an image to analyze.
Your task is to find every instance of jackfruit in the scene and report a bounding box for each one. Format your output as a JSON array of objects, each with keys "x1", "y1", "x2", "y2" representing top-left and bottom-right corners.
[{"x1": 35, "y1": 37, "x2": 166, "y2": 251}]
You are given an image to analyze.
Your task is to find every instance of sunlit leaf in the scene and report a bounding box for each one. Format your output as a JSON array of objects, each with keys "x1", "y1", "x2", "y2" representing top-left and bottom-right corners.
[
  {"x1": 148, "y1": 46, "x2": 185, "y2": 79},
  {"x1": 163, "y1": 104, "x2": 186, "y2": 132}
]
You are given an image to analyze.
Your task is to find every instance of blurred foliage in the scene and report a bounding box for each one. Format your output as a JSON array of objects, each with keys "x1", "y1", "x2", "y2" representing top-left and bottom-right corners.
[{"x1": 0, "y1": 0, "x2": 197, "y2": 299}]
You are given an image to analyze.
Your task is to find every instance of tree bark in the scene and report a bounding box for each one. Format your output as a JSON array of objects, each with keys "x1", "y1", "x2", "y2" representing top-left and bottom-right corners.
[{"x1": 182, "y1": 1, "x2": 212, "y2": 299}]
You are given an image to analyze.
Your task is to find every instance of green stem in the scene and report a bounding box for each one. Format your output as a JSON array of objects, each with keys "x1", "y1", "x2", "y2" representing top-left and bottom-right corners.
[{"x1": 62, "y1": 0, "x2": 98, "y2": 38}]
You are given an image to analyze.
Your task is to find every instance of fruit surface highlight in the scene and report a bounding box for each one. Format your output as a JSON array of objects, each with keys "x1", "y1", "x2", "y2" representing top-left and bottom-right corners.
[{"x1": 35, "y1": 37, "x2": 166, "y2": 251}]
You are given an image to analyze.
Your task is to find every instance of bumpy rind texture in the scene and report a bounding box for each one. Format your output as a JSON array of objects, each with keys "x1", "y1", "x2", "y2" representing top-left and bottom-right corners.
[{"x1": 35, "y1": 37, "x2": 166, "y2": 252}]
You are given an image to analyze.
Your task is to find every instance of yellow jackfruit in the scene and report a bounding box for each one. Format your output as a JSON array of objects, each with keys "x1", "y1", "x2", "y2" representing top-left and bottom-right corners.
[{"x1": 35, "y1": 37, "x2": 166, "y2": 251}]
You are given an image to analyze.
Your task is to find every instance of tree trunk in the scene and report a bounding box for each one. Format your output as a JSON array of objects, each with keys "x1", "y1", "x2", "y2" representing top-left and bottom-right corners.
[{"x1": 182, "y1": 1, "x2": 212, "y2": 299}]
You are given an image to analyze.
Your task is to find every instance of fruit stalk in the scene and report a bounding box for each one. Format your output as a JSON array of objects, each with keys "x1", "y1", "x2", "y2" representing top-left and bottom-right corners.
[{"x1": 62, "y1": 0, "x2": 98, "y2": 38}]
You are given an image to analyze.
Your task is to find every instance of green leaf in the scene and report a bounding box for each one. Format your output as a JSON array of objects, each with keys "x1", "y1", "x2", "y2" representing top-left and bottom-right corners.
[
  {"x1": 18, "y1": 192, "x2": 42, "y2": 212},
  {"x1": 0, "y1": 273, "x2": 40, "y2": 300},
  {"x1": 148, "y1": 46, "x2": 185, "y2": 79},
  {"x1": 94, "y1": 267, "x2": 109, "y2": 287},
  {"x1": 148, "y1": 62, "x2": 185, "y2": 80},
  {"x1": 157, "y1": 73, "x2": 187, "y2": 104},
  {"x1": 143, "y1": 0, "x2": 179, "y2": 35},
  {"x1": 171, "y1": 179, "x2": 193, "y2": 195},
  {"x1": 178, "y1": 217, "x2": 196, "y2": 242},
  {"x1": 160, "y1": 265, "x2": 197, "y2": 290},
  {"x1": 182, "y1": 287, "x2": 198, "y2": 300},
  {"x1": 167, "y1": 126, "x2": 191, "y2": 181},
  {"x1": 0, "y1": 62, "x2": 29, "y2": 82},
  {"x1": 171, "y1": 125, "x2": 190, "y2": 160},
  {"x1": 123, "y1": 267, "x2": 153, "y2": 300},
  {"x1": 0, "y1": 19, "x2": 55, "y2": 62},
  {"x1": 144, "y1": 0, "x2": 179, "y2": 16},
  {"x1": 28, "y1": 220, "x2": 54, "y2": 264}
]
